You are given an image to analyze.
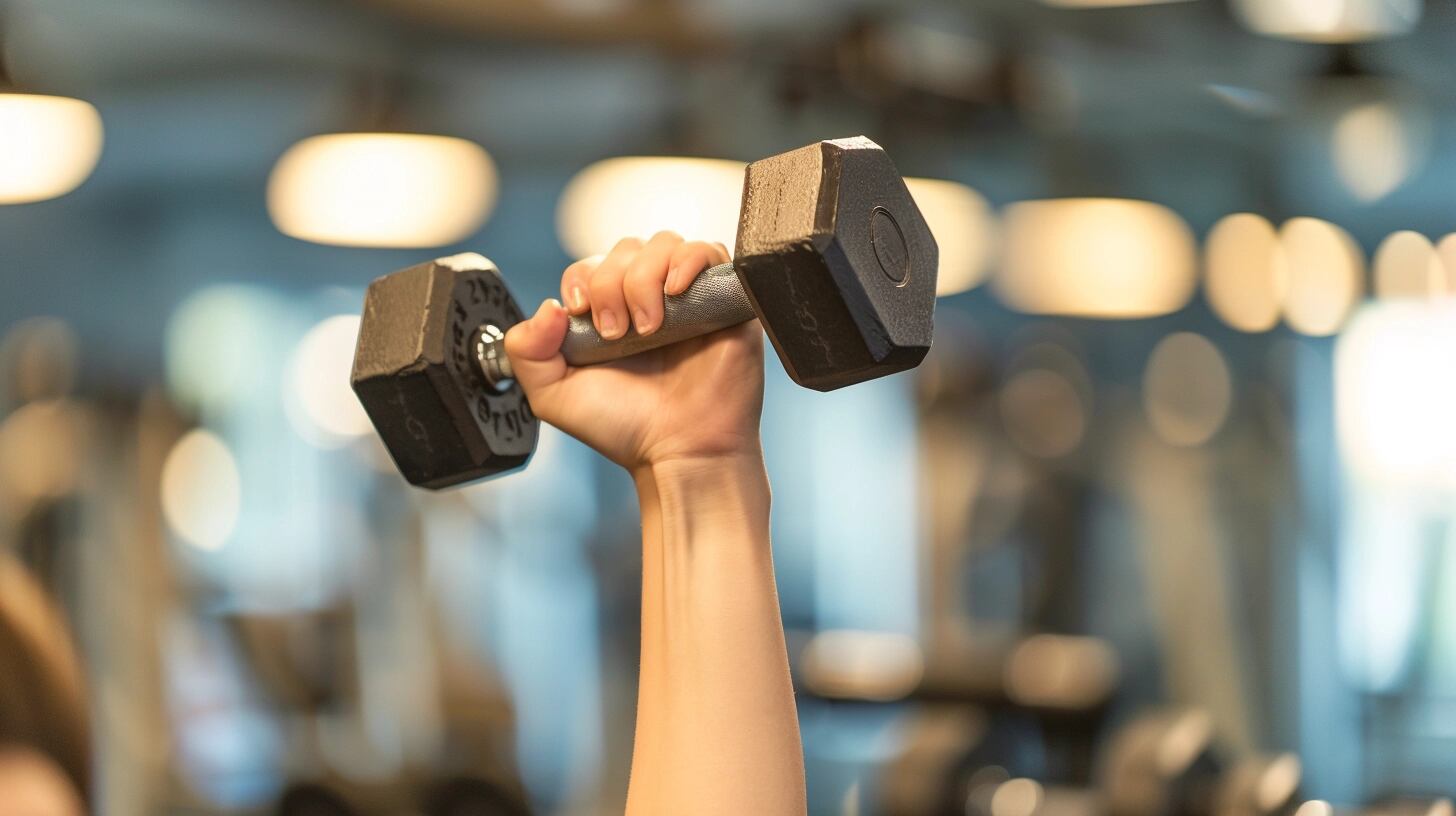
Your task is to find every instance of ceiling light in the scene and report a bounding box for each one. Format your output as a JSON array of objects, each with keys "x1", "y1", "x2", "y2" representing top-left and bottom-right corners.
[
  {"x1": 0, "y1": 93, "x2": 102, "y2": 205},
  {"x1": 995, "y1": 198, "x2": 1196, "y2": 318},
  {"x1": 1373, "y1": 231, "x2": 1449, "y2": 300},
  {"x1": 1280, "y1": 217, "x2": 1364, "y2": 336},
  {"x1": 268, "y1": 132, "x2": 497, "y2": 248},
  {"x1": 904, "y1": 177, "x2": 995, "y2": 297},
  {"x1": 1330, "y1": 96, "x2": 1429, "y2": 202},
  {"x1": 1204, "y1": 213, "x2": 1287, "y2": 333},
  {"x1": 1040, "y1": 0, "x2": 1195, "y2": 6},
  {"x1": 1232, "y1": 0, "x2": 1421, "y2": 42},
  {"x1": 557, "y1": 157, "x2": 745, "y2": 260}
]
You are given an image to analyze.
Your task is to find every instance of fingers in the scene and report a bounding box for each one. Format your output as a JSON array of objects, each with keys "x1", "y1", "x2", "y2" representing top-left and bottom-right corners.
[
  {"x1": 503, "y1": 299, "x2": 569, "y2": 394},
  {"x1": 666, "y1": 240, "x2": 731, "y2": 296},
  {"x1": 623, "y1": 231, "x2": 684, "y2": 336},
  {"x1": 561, "y1": 235, "x2": 733, "y2": 340},
  {"x1": 587, "y1": 237, "x2": 642, "y2": 340},
  {"x1": 560, "y1": 255, "x2": 600, "y2": 316}
]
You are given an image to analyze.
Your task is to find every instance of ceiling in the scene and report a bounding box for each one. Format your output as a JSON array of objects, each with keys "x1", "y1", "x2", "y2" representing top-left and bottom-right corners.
[{"x1": 2, "y1": 0, "x2": 1455, "y2": 384}]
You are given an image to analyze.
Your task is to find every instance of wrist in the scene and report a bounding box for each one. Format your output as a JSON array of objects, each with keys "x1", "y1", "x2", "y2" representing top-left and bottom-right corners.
[
  {"x1": 634, "y1": 450, "x2": 771, "y2": 539},
  {"x1": 634, "y1": 446, "x2": 765, "y2": 483}
]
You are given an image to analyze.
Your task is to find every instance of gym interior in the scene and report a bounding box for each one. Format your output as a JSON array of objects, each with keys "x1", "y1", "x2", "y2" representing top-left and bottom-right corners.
[{"x1": 0, "y1": 0, "x2": 1451, "y2": 814}]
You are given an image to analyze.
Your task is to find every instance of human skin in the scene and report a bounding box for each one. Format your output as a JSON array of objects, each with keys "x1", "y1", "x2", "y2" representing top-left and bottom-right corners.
[{"x1": 504, "y1": 232, "x2": 807, "y2": 815}]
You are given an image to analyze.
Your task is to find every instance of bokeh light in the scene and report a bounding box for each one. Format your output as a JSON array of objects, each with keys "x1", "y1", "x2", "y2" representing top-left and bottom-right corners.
[
  {"x1": 1000, "y1": 368, "x2": 1086, "y2": 459},
  {"x1": 557, "y1": 157, "x2": 745, "y2": 259},
  {"x1": 904, "y1": 177, "x2": 996, "y2": 297},
  {"x1": 990, "y1": 778, "x2": 1044, "y2": 816},
  {"x1": 1373, "y1": 231, "x2": 1450, "y2": 300},
  {"x1": 1331, "y1": 99, "x2": 1428, "y2": 202},
  {"x1": 0, "y1": 94, "x2": 104, "y2": 205},
  {"x1": 0, "y1": 317, "x2": 79, "y2": 404},
  {"x1": 558, "y1": 162, "x2": 993, "y2": 295},
  {"x1": 268, "y1": 133, "x2": 498, "y2": 248},
  {"x1": 0, "y1": 400, "x2": 86, "y2": 507},
  {"x1": 1337, "y1": 301, "x2": 1456, "y2": 488},
  {"x1": 1040, "y1": 0, "x2": 1192, "y2": 5},
  {"x1": 995, "y1": 198, "x2": 1196, "y2": 318},
  {"x1": 800, "y1": 629, "x2": 924, "y2": 702},
  {"x1": 1003, "y1": 635, "x2": 1120, "y2": 710},
  {"x1": 161, "y1": 429, "x2": 243, "y2": 552},
  {"x1": 1231, "y1": 0, "x2": 1421, "y2": 42},
  {"x1": 166, "y1": 287, "x2": 281, "y2": 413},
  {"x1": 1254, "y1": 756, "x2": 1304, "y2": 814},
  {"x1": 1438, "y1": 235, "x2": 1456, "y2": 287},
  {"x1": 1143, "y1": 333, "x2": 1232, "y2": 448},
  {"x1": 1204, "y1": 214, "x2": 1287, "y2": 333},
  {"x1": 286, "y1": 315, "x2": 372, "y2": 447},
  {"x1": 1280, "y1": 217, "x2": 1364, "y2": 336}
]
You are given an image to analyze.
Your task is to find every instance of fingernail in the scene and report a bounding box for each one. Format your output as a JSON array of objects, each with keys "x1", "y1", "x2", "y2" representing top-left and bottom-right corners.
[
  {"x1": 569, "y1": 285, "x2": 586, "y2": 312},
  {"x1": 598, "y1": 309, "x2": 620, "y2": 338},
  {"x1": 633, "y1": 308, "x2": 654, "y2": 335},
  {"x1": 666, "y1": 265, "x2": 682, "y2": 293},
  {"x1": 544, "y1": 298, "x2": 563, "y2": 314}
]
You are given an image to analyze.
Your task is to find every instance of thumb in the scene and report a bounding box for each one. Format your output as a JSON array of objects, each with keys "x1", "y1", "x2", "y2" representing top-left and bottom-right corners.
[{"x1": 504, "y1": 298, "x2": 569, "y2": 395}]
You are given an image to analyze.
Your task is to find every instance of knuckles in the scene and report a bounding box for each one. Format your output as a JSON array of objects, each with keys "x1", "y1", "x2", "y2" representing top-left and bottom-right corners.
[
  {"x1": 563, "y1": 236, "x2": 723, "y2": 305},
  {"x1": 587, "y1": 274, "x2": 623, "y2": 303},
  {"x1": 611, "y1": 236, "x2": 645, "y2": 254}
]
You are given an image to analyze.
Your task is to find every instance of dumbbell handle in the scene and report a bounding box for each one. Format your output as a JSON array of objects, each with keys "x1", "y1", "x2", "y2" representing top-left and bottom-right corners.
[{"x1": 478, "y1": 262, "x2": 753, "y2": 386}]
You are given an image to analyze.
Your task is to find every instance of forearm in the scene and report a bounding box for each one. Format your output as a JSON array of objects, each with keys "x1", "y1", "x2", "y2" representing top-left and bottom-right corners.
[{"x1": 625, "y1": 453, "x2": 807, "y2": 816}]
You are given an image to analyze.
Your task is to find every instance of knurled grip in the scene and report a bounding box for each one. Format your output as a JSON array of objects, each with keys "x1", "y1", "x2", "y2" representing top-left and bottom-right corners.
[{"x1": 559, "y1": 262, "x2": 755, "y2": 366}]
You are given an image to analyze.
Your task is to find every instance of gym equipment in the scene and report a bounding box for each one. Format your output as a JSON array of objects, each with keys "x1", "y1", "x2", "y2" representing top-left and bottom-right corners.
[
  {"x1": 880, "y1": 705, "x2": 1042, "y2": 816},
  {"x1": 798, "y1": 630, "x2": 1119, "y2": 712},
  {"x1": 422, "y1": 776, "x2": 532, "y2": 816},
  {"x1": 1338, "y1": 802, "x2": 1455, "y2": 816},
  {"x1": 879, "y1": 707, "x2": 1302, "y2": 816},
  {"x1": 351, "y1": 135, "x2": 938, "y2": 488},
  {"x1": 797, "y1": 629, "x2": 1119, "y2": 785},
  {"x1": 1097, "y1": 710, "x2": 1299, "y2": 816},
  {"x1": 273, "y1": 782, "x2": 360, "y2": 816}
]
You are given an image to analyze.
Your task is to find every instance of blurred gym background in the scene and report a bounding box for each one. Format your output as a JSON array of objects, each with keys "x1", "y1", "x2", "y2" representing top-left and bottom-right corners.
[{"x1": 1, "y1": 0, "x2": 1453, "y2": 813}]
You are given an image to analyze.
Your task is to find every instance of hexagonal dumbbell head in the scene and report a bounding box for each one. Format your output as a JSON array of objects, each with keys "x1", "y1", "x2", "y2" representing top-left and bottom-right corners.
[
  {"x1": 737, "y1": 136, "x2": 938, "y2": 391},
  {"x1": 351, "y1": 253, "x2": 538, "y2": 489}
]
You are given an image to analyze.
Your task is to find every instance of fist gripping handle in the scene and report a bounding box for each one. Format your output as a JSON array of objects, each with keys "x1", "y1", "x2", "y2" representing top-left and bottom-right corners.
[{"x1": 478, "y1": 262, "x2": 754, "y2": 386}]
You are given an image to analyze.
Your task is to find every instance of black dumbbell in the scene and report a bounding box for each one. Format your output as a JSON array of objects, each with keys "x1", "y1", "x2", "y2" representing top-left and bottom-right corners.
[{"x1": 351, "y1": 136, "x2": 938, "y2": 488}]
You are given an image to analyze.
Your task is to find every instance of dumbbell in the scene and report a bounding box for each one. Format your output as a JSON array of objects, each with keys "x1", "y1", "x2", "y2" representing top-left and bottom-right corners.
[
  {"x1": 796, "y1": 630, "x2": 1120, "y2": 785},
  {"x1": 351, "y1": 136, "x2": 938, "y2": 488},
  {"x1": 881, "y1": 707, "x2": 1302, "y2": 816},
  {"x1": 797, "y1": 630, "x2": 1120, "y2": 713},
  {"x1": 1095, "y1": 710, "x2": 1300, "y2": 816}
]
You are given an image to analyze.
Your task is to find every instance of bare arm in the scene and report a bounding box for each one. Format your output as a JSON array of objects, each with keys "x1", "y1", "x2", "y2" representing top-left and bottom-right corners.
[
  {"x1": 505, "y1": 233, "x2": 807, "y2": 814},
  {"x1": 627, "y1": 455, "x2": 805, "y2": 815}
]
